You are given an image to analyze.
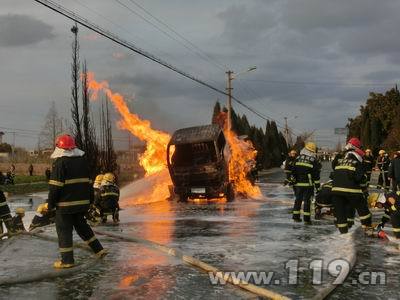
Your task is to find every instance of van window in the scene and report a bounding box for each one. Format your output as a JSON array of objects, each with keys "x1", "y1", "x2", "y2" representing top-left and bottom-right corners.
[{"x1": 171, "y1": 142, "x2": 217, "y2": 167}]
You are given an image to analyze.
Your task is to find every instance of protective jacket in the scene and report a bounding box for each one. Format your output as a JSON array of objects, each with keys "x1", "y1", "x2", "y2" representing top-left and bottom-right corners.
[
  {"x1": 332, "y1": 151, "x2": 365, "y2": 194},
  {"x1": 48, "y1": 156, "x2": 93, "y2": 214},
  {"x1": 291, "y1": 149, "x2": 320, "y2": 188},
  {"x1": 363, "y1": 154, "x2": 375, "y2": 176},
  {"x1": 99, "y1": 184, "x2": 120, "y2": 211},
  {"x1": 377, "y1": 155, "x2": 390, "y2": 172},
  {"x1": 389, "y1": 157, "x2": 400, "y2": 183}
]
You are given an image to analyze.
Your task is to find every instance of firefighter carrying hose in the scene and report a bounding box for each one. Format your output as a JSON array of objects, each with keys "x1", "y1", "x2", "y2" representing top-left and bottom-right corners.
[
  {"x1": 290, "y1": 142, "x2": 320, "y2": 225},
  {"x1": 0, "y1": 173, "x2": 13, "y2": 235},
  {"x1": 99, "y1": 173, "x2": 120, "y2": 224},
  {"x1": 374, "y1": 192, "x2": 400, "y2": 237},
  {"x1": 48, "y1": 134, "x2": 107, "y2": 269},
  {"x1": 331, "y1": 138, "x2": 372, "y2": 234}
]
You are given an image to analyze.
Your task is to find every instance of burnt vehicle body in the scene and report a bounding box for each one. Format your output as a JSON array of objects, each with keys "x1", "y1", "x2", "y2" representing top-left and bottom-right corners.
[{"x1": 167, "y1": 124, "x2": 234, "y2": 202}]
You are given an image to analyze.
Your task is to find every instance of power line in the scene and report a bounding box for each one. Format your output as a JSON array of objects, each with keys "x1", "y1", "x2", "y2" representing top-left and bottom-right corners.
[
  {"x1": 241, "y1": 78, "x2": 397, "y2": 87},
  {"x1": 32, "y1": 0, "x2": 294, "y2": 133}
]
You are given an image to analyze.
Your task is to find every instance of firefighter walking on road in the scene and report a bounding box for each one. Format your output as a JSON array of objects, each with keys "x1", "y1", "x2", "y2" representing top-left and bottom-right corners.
[
  {"x1": 377, "y1": 150, "x2": 390, "y2": 189},
  {"x1": 331, "y1": 138, "x2": 372, "y2": 234},
  {"x1": 48, "y1": 134, "x2": 107, "y2": 269},
  {"x1": 290, "y1": 142, "x2": 320, "y2": 225},
  {"x1": 99, "y1": 173, "x2": 120, "y2": 224}
]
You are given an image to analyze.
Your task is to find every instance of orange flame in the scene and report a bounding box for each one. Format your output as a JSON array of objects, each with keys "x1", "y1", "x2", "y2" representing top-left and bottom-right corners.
[
  {"x1": 216, "y1": 111, "x2": 261, "y2": 198},
  {"x1": 86, "y1": 72, "x2": 170, "y2": 176}
]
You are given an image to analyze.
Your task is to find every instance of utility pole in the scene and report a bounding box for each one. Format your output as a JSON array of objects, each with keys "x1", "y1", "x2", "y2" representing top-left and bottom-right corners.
[
  {"x1": 226, "y1": 70, "x2": 233, "y2": 131},
  {"x1": 12, "y1": 132, "x2": 15, "y2": 158}
]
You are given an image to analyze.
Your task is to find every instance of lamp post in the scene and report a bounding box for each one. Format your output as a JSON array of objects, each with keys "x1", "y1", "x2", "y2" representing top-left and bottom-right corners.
[{"x1": 226, "y1": 66, "x2": 257, "y2": 130}]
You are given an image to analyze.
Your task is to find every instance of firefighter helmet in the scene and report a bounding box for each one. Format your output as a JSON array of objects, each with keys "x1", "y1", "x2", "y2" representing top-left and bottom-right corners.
[
  {"x1": 347, "y1": 137, "x2": 362, "y2": 149},
  {"x1": 55, "y1": 134, "x2": 76, "y2": 150},
  {"x1": 305, "y1": 142, "x2": 317, "y2": 153},
  {"x1": 94, "y1": 174, "x2": 104, "y2": 185},
  {"x1": 365, "y1": 149, "x2": 372, "y2": 154},
  {"x1": 15, "y1": 207, "x2": 25, "y2": 215},
  {"x1": 37, "y1": 203, "x2": 48, "y2": 214},
  {"x1": 379, "y1": 149, "x2": 386, "y2": 155},
  {"x1": 103, "y1": 173, "x2": 115, "y2": 184}
]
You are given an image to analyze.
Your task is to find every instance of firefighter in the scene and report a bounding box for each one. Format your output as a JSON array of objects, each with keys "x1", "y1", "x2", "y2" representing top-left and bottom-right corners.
[
  {"x1": 29, "y1": 203, "x2": 55, "y2": 231},
  {"x1": 388, "y1": 151, "x2": 400, "y2": 191},
  {"x1": 290, "y1": 142, "x2": 320, "y2": 225},
  {"x1": 283, "y1": 150, "x2": 298, "y2": 186},
  {"x1": 0, "y1": 173, "x2": 13, "y2": 235},
  {"x1": 363, "y1": 149, "x2": 375, "y2": 184},
  {"x1": 48, "y1": 134, "x2": 107, "y2": 269},
  {"x1": 99, "y1": 173, "x2": 120, "y2": 223},
  {"x1": 377, "y1": 150, "x2": 390, "y2": 189},
  {"x1": 315, "y1": 180, "x2": 333, "y2": 219},
  {"x1": 86, "y1": 174, "x2": 104, "y2": 224},
  {"x1": 11, "y1": 207, "x2": 26, "y2": 232},
  {"x1": 375, "y1": 192, "x2": 400, "y2": 238},
  {"x1": 93, "y1": 174, "x2": 104, "y2": 207},
  {"x1": 331, "y1": 138, "x2": 372, "y2": 234}
]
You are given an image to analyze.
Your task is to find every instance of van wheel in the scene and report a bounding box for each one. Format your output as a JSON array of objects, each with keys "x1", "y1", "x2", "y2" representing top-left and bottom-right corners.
[
  {"x1": 226, "y1": 183, "x2": 235, "y2": 202},
  {"x1": 178, "y1": 194, "x2": 188, "y2": 202}
]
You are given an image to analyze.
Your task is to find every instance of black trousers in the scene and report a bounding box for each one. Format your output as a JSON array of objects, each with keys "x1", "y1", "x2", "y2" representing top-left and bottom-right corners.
[
  {"x1": 378, "y1": 171, "x2": 390, "y2": 188},
  {"x1": 55, "y1": 212, "x2": 103, "y2": 264},
  {"x1": 332, "y1": 193, "x2": 372, "y2": 234},
  {"x1": 391, "y1": 211, "x2": 400, "y2": 238},
  {"x1": 0, "y1": 214, "x2": 13, "y2": 234},
  {"x1": 293, "y1": 187, "x2": 313, "y2": 222}
]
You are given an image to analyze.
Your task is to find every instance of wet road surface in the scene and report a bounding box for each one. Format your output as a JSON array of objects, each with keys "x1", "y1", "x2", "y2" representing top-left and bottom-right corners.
[{"x1": 0, "y1": 162, "x2": 399, "y2": 299}]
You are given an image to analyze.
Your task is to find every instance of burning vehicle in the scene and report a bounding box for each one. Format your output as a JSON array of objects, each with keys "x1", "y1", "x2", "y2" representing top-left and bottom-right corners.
[{"x1": 167, "y1": 124, "x2": 234, "y2": 202}]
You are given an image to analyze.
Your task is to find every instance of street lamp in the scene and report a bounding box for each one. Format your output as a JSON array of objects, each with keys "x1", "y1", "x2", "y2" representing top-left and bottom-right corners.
[{"x1": 226, "y1": 66, "x2": 257, "y2": 130}]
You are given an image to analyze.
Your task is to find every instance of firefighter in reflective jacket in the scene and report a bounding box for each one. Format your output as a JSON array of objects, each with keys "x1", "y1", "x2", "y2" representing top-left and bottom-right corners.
[
  {"x1": 331, "y1": 138, "x2": 372, "y2": 234},
  {"x1": 377, "y1": 150, "x2": 390, "y2": 189},
  {"x1": 99, "y1": 173, "x2": 120, "y2": 223},
  {"x1": 48, "y1": 134, "x2": 107, "y2": 269},
  {"x1": 0, "y1": 173, "x2": 13, "y2": 235},
  {"x1": 290, "y1": 142, "x2": 320, "y2": 225},
  {"x1": 283, "y1": 150, "x2": 298, "y2": 186},
  {"x1": 375, "y1": 192, "x2": 400, "y2": 238}
]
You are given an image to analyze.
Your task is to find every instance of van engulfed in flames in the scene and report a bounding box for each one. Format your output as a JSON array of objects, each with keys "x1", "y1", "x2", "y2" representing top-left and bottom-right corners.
[{"x1": 86, "y1": 72, "x2": 260, "y2": 203}]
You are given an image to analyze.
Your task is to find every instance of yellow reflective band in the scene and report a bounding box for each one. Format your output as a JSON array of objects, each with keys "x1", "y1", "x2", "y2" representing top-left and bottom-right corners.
[
  {"x1": 295, "y1": 183, "x2": 312, "y2": 187},
  {"x1": 49, "y1": 180, "x2": 64, "y2": 187},
  {"x1": 0, "y1": 213, "x2": 11, "y2": 218},
  {"x1": 337, "y1": 223, "x2": 348, "y2": 228},
  {"x1": 391, "y1": 205, "x2": 397, "y2": 211},
  {"x1": 314, "y1": 180, "x2": 320, "y2": 184},
  {"x1": 101, "y1": 192, "x2": 119, "y2": 197},
  {"x1": 393, "y1": 228, "x2": 400, "y2": 232},
  {"x1": 383, "y1": 214, "x2": 390, "y2": 219},
  {"x1": 296, "y1": 162, "x2": 313, "y2": 168},
  {"x1": 59, "y1": 247, "x2": 73, "y2": 253},
  {"x1": 85, "y1": 236, "x2": 97, "y2": 244},
  {"x1": 57, "y1": 200, "x2": 90, "y2": 207},
  {"x1": 292, "y1": 211, "x2": 300, "y2": 214},
  {"x1": 347, "y1": 218, "x2": 354, "y2": 221},
  {"x1": 331, "y1": 187, "x2": 362, "y2": 193},
  {"x1": 284, "y1": 170, "x2": 291, "y2": 173},
  {"x1": 303, "y1": 212, "x2": 311, "y2": 216},
  {"x1": 65, "y1": 178, "x2": 90, "y2": 185},
  {"x1": 335, "y1": 165, "x2": 356, "y2": 171},
  {"x1": 359, "y1": 213, "x2": 371, "y2": 220},
  {"x1": 0, "y1": 202, "x2": 8, "y2": 207},
  {"x1": 397, "y1": 191, "x2": 400, "y2": 196}
]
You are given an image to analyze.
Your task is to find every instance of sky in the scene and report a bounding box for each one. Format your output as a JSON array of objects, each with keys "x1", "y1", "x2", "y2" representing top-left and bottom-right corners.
[{"x1": 1, "y1": 0, "x2": 400, "y2": 150}]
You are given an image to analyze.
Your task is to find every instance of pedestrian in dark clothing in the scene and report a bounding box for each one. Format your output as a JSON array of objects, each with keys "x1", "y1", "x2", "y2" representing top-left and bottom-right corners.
[
  {"x1": 48, "y1": 134, "x2": 107, "y2": 269},
  {"x1": 28, "y1": 164, "x2": 34, "y2": 176},
  {"x1": 388, "y1": 151, "x2": 400, "y2": 191}
]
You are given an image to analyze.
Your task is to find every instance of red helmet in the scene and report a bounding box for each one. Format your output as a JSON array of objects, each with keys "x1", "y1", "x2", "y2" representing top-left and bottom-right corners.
[
  {"x1": 56, "y1": 134, "x2": 76, "y2": 150},
  {"x1": 347, "y1": 137, "x2": 361, "y2": 149}
]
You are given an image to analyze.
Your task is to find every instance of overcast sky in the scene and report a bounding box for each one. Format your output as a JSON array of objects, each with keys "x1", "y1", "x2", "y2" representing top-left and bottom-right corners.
[{"x1": 1, "y1": 0, "x2": 399, "y2": 150}]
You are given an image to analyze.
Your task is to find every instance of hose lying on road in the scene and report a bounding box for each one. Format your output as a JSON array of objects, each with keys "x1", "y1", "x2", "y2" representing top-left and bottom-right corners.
[
  {"x1": 94, "y1": 229, "x2": 290, "y2": 300},
  {"x1": 0, "y1": 229, "x2": 99, "y2": 286}
]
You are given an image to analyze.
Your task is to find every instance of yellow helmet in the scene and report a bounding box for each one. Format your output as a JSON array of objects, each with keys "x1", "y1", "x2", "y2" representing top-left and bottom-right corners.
[
  {"x1": 305, "y1": 142, "x2": 317, "y2": 153},
  {"x1": 15, "y1": 207, "x2": 25, "y2": 215},
  {"x1": 37, "y1": 203, "x2": 48, "y2": 214},
  {"x1": 103, "y1": 173, "x2": 115, "y2": 184},
  {"x1": 94, "y1": 174, "x2": 104, "y2": 185},
  {"x1": 365, "y1": 149, "x2": 372, "y2": 154},
  {"x1": 379, "y1": 149, "x2": 385, "y2": 155}
]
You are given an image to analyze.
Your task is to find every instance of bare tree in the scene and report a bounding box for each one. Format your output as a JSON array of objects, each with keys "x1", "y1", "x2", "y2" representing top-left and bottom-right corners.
[
  {"x1": 71, "y1": 23, "x2": 83, "y2": 148},
  {"x1": 39, "y1": 101, "x2": 62, "y2": 149}
]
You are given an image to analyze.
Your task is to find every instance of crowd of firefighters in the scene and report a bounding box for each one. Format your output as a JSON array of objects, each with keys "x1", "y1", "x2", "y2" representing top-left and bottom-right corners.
[
  {"x1": 284, "y1": 138, "x2": 400, "y2": 237},
  {"x1": 0, "y1": 134, "x2": 120, "y2": 269}
]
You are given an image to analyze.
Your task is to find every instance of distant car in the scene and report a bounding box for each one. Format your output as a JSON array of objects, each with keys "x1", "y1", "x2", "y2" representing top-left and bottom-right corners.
[{"x1": 167, "y1": 124, "x2": 234, "y2": 202}]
